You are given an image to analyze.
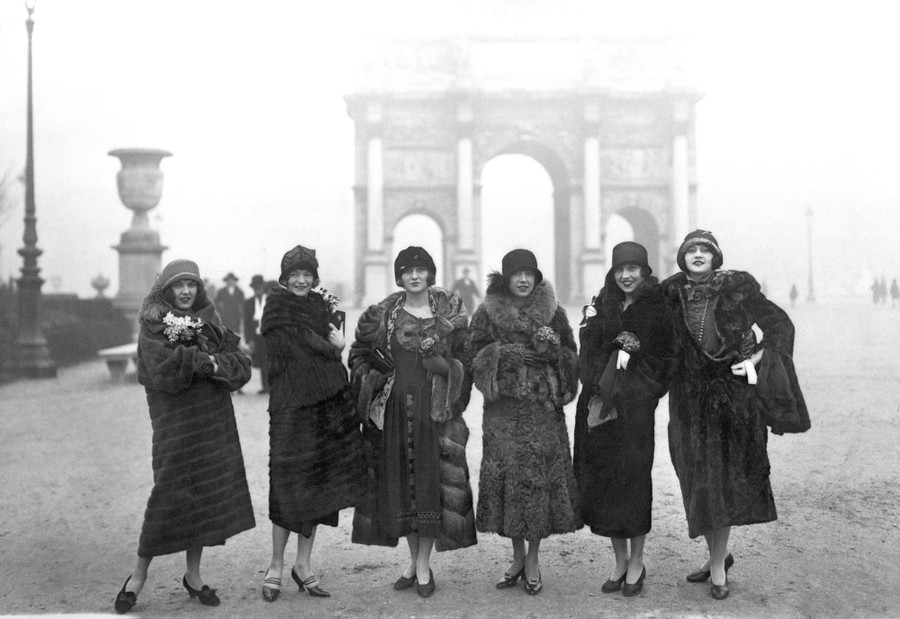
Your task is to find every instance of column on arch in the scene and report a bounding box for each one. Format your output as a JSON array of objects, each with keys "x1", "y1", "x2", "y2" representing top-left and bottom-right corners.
[
  {"x1": 671, "y1": 98, "x2": 691, "y2": 257},
  {"x1": 580, "y1": 99, "x2": 605, "y2": 302},
  {"x1": 454, "y1": 100, "x2": 478, "y2": 280},
  {"x1": 363, "y1": 101, "x2": 390, "y2": 305}
]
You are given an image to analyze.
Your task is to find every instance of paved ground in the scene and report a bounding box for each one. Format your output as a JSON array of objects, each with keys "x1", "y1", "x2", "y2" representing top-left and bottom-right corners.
[{"x1": 1, "y1": 297, "x2": 899, "y2": 618}]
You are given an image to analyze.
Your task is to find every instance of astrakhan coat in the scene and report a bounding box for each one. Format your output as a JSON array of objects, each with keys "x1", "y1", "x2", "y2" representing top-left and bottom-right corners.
[
  {"x1": 662, "y1": 270, "x2": 810, "y2": 539},
  {"x1": 467, "y1": 275, "x2": 582, "y2": 541},
  {"x1": 574, "y1": 276, "x2": 675, "y2": 538},
  {"x1": 348, "y1": 287, "x2": 476, "y2": 552},
  {"x1": 136, "y1": 279, "x2": 255, "y2": 558},
  {"x1": 261, "y1": 287, "x2": 364, "y2": 535}
]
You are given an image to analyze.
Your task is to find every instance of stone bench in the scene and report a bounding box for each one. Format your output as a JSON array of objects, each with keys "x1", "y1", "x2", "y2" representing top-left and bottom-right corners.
[{"x1": 97, "y1": 343, "x2": 138, "y2": 382}]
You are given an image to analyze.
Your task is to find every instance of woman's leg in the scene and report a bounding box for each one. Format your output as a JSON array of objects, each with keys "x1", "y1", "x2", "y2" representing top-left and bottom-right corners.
[
  {"x1": 292, "y1": 525, "x2": 318, "y2": 579},
  {"x1": 184, "y1": 547, "x2": 205, "y2": 588},
  {"x1": 415, "y1": 536, "x2": 435, "y2": 584},
  {"x1": 402, "y1": 533, "x2": 419, "y2": 579},
  {"x1": 626, "y1": 534, "x2": 646, "y2": 583},
  {"x1": 267, "y1": 524, "x2": 290, "y2": 576},
  {"x1": 708, "y1": 526, "x2": 731, "y2": 586},
  {"x1": 610, "y1": 538, "x2": 628, "y2": 580},
  {"x1": 509, "y1": 537, "x2": 526, "y2": 574},
  {"x1": 524, "y1": 538, "x2": 541, "y2": 582},
  {"x1": 124, "y1": 556, "x2": 152, "y2": 595}
]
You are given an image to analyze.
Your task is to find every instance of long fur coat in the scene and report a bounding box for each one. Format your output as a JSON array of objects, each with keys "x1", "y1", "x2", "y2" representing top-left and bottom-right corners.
[
  {"x1": 466, "y1": 275, "x2": 582, "y2": 540},
  {"x1": 348, "y1": 287, "x2": 476, "y2": 552},
  {"x1": 136, "y1": 277, "x2": 255, "y2": 557},
  {"x1": 662, "y1": 269, "x2": 810, "y2": 538},
  {"x1": 573, "y1": 275, "x2": 675, "y2": 537}
]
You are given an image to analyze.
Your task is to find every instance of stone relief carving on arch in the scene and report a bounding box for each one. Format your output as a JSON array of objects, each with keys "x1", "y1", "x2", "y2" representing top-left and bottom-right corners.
[
  {"x1": 602, "y1": 189, "x2": 670, "y2": 231},
  {"x1": 383, "y1": 190, "x2": 454, "y2": 235}
]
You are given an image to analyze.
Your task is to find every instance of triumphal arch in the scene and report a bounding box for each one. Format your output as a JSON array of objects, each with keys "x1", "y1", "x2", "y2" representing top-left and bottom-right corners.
[{"x1": 346, "y1": 37, "x2": 701, "y2": 305}]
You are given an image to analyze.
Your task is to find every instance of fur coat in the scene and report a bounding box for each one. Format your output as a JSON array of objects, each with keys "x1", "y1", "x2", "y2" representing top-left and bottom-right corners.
[
  {"x1": 261, "y1": 287, "x2": 363, "y2": 531},
  {"x1": 662, "y1": 270, "x2": 809, "y2": 538},
  {"x1": 573, "y1": 275, "x2": 675, "y2": 538},
  {"x1": 136, "y1": 277, "x2": 255, "y2": 557},
  {"x1": 466, "y1": 275, "x2": 582, "y2": 540},
  {"x1": 348, "y1": 287, "x2": 476, "y2": 552}
]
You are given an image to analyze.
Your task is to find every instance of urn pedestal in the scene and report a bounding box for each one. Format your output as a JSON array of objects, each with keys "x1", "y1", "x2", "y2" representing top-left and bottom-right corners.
[{"x1": 109, "y1": 148, "x2": 171, "y2": 339}]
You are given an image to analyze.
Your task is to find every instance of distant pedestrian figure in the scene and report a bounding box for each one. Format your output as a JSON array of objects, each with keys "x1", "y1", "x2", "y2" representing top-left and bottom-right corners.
[
  {"x1": 789, "y1": 284, "x2": 799, "y2": 307},
  {"x1": 891, "y1": 279, "x2": 899, "y2": 309},
  {"x1": 214, "y1": 272, "x2": 245, "y2": 334},
  {"x1": 245, "y1": 274, "x2": 271, "y2": 394},
  {"x1": 879, "y1": 277, "x2": 888, "y2": 304},
  {"x1": 871, "y1": 278, "x2": 881, "y2": 304},
  {"x1": 451, "y1": 266, "x2": 482, "y2": 313},
  {"x1": 113, "y1": 259, "x2": 254, "y2": 614}
]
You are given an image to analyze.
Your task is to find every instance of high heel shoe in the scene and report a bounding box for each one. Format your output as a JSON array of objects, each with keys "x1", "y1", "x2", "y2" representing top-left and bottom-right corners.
[
  {"x1": 261, "y1": 568, "x2": 282, "y2": 602},
  {"x1": 291, "y1": 567, "x2": 331, "y2": 598},
  {"x1": 600, "y1": 572, "x2": 626, "y2": 593},
  {"x1": 182, "y1": 575, "x2": 220, "y2": 606},
  {"x1": 417, "y1": 569, "x2": 436, "y2": 598},
  {"x1": 710, "y1": 576, "x2": 729, "y2": 600},
  {"x1": 686, "y1": 553, "x2": 734, "y2": 583},
  {"x1": 622, "y1": 567, "x2": 646, "y2": 597},
  {"x1": 524, "y1": 570, "x2": 543, "y2": 596},
  {"x1": 114, "y1": 576, "x2": 137, "y2": 614},
  {"x1": 496, "y1": 566, "x2": 525, "y2": 589}
]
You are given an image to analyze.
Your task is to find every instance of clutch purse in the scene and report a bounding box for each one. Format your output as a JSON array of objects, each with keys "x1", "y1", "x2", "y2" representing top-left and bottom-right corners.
[{"x1": 358, "y1": 347, "x2": 394, "y2": 374}]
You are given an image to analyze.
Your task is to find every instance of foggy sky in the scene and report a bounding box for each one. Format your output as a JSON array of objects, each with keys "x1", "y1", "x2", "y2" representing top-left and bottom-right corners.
[{"x1": 0, "y1": 0, "x2": 898, "y2": 302}]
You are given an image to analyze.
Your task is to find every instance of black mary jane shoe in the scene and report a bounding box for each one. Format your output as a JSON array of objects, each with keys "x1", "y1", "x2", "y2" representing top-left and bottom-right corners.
[
  {"x1": 292, "y1": 567, "x2": 331, "y2": 598},
  {"x1": 622, "y1": 567, "x2": 646, "y2": 597},
  {"x1": 114, "y1": 576, "x2": 137, "y2": 614},
  {"x1": 710, "y1": 577, "x2": 729, "y2": 600},
  {"x1": 496, "y1": 566, "x2": 525, "y2": 589},
  {"x1": 182, "y1": 575, "x2": 220, "y2": 606},
  {"x1": 687, "y1": 553, "x2": 734, "y2": 583},
  {"x1": 524, "y1": 570, "x2": 543, "y2": 596},
  {"x1": 601, "y1": 572, "x2": 626, "y2": 593},
  {"x1": 393, "y1": 573, "x2": 417, "y2": 591},
  {"x1": 417, "y1": 569, "x2": 436, "y2": 598}
]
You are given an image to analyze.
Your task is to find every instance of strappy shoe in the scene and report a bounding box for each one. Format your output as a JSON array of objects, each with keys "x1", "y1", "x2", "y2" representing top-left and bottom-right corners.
[
  {"x1": 114, "y1": 576, "x2": 137, "y2": 614},
  {"x1": 496, "y1": 566, "x2": 525, "y2": 589},
  {"x1": 292, "y1": 568, "x2": 331, "y2": 598},
  {"x1": 261, "y1": 569, "x2": 282, "y2": 602},
  {"x1": 687, "y1": 553, "x2": 735, "y2": 583},
  {"x1": 525, "y1": 570, "x2": 543, "y2": 596},
  {"x1": 182, "y1": 575, "x2": 220, "y2": 606}
]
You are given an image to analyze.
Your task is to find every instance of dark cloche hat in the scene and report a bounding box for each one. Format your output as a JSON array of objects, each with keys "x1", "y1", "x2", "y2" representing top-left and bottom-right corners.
[
  {"x1": 394, "y1": 246, "x2": 436, "y2": 282},
  {"x1": 609, "y1": 241, "x2": 651, "y2": 276},
  {"x1": 279, "y1": 244, "x2": 319, "y2": 285},
  {"x1": 501, "y1": 248, "x2": 543, "y2": 286},
  {"x1": 676, "y1": 229, "x2": 723, "y2": 272}
]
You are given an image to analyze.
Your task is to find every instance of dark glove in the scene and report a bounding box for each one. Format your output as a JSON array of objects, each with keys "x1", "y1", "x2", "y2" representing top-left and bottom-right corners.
[
  {"x1": 523, "y1": 351, "x2": 556, "y2": 367},
  {"x1": 421, "y1": 354, "x2": 449, "y2": 376}
]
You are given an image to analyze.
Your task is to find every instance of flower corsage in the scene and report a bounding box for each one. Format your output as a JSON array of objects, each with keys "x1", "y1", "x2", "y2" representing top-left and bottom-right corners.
[
  {"x1": 533, "y1": 326, "x2": 561, "y2": 354},
  {"x1": 313, "y1": 286, "x2": 340, "y2": 313},
  {"x1": 162, "y1": 312, "x2": 205, "y2": 345},
  {"x1": 614, "y1": 331, "x2": 641, "y2": 353},
  {"x1": 418, "y1": 336, "x2": 437, "y2": 357}
]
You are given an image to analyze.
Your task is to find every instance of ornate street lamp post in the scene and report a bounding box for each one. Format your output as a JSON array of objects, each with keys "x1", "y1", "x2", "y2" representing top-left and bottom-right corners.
[
  {"x1": 805, "y1": 205, "x2": 816, "y2": 303},
  {"x1": 15, "y1": 0, "x2": 57, "y2": 378}
]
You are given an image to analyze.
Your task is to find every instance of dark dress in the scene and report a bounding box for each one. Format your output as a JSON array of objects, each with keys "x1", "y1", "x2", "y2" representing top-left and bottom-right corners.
[
  {"x1": 663, "y1": 270, "x2": 809, "y2": 538},
  {"x1": 573, "y1": 277, "x2": 674, "y2": 539},
  {"x1": 376, "y1": 313, "x2": 443, "y2": 539},
  {"x1": 262, "y1": 287, "x2": 363, "y2": 536}
]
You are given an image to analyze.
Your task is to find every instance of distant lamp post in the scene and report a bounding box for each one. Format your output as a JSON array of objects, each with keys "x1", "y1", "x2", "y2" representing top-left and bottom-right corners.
[
  {"x1": 805, "y1": 205, "x2": 816, "y2": 302},
  {"x1": 15, "y1": 0, "x2": 57, "y2": 378}
]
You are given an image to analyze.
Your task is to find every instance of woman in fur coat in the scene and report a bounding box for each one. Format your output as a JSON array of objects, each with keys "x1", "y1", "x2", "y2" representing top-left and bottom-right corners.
[
  {"x1": 466, "y1": 249, "x2": 581, "y2": 596},
  {"x1": 574, "y1": 242, "x2": 675, "y2": 598},
  {"x1": 348, "y1": 246, "x2": 476, "y2": 598},
  {"x1": 259, "y1": 245, "x2": 364, "y2": 601},
  {"x1": 114, "y1": 260, "x2": 255, "y2": 614},
  {"x1": 663, "y1": 230, "x2": 810, "y2": 601}
]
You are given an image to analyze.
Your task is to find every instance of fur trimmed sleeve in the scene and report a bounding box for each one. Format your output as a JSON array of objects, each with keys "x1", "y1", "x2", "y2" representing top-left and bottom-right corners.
[
  {"x1": 550, "y1": 306, "x2": 579, "y2": 405},
  {"x1": 465, "y1": 306, "x2": 501, "y2": 402},
  {"x1": 137, "y1": 326, "x2": 213, "y2": 394}
]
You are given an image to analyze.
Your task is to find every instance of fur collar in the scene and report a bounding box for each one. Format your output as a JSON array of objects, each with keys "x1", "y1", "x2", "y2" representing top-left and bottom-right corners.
[
  {"x1": 595, "y1": 275, "x2": 662, "y2": 313},
  {"x1": 482, "y1": 273, "x2": 558, "y2": 333},
  {"x1": 139, "y1": 277, "x2": 218, "y2": 331},
  {"x1": 662, "y1": 270, "x2": 760, "y2": 311}
]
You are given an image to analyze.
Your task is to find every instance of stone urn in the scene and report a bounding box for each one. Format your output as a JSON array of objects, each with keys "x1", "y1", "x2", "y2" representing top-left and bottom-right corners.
[
  {"x1": 109, "y1": 148, "x2": 171, "y2": 339},
  {"x1": 91, "y1": 273, "x2": 110, "y2": 298}
]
